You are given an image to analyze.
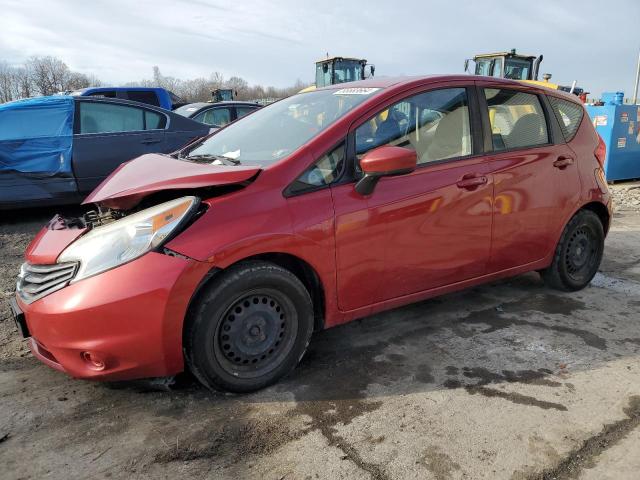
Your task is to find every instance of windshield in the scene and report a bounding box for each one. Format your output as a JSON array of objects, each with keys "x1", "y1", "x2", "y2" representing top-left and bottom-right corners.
[
  {"x1": 315, "y1": 60, "x2": 364, "y2": 88},
  {"x1": 475, "y1": 57, "x2": 504, "y2": 78},
  {"x1": 183, "y1": 88, "x2": 382, "y2": 166},
  {"x1": 474, "y1": 59, "x2": 492, "y2": 76},
  {"x1": 334, "y1": 60, "x2": 364, "y2": 84},
  {"x1": 316, "y1": 63, "x2": 332, "y2": 88},
  {"x1": 174, "y1": 104, "x2": 207, "y2": 117},
  {"x1": 504, "y1": 57, "x2": 532, "y2": 80}
]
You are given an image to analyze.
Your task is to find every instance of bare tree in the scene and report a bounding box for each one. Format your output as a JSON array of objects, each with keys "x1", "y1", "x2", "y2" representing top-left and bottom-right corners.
[
  {"x1": 27, "y1": 56, "x2": 72, "y2": 95},
  {"x1": 226, "y1": 76, "x2": 249, "y2": 98},
  {"x1": 210, "y1": 71, "x2": 224, "y2": 88},
  {"x1": 0, "y1": 56, "x2": 309, "y2": 104},
  {"x1": 15, "y1": 67, "x2": 33, "y2": 98},
  {"x1": 0, "y1": 62, "x2": 19, "y2": 103},
  {"x1": 67, "y1": 71, "x2": 92, "y2": 91}
]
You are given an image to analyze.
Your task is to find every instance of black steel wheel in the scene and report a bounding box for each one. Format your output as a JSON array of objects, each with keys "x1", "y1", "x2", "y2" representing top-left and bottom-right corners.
[
  {"x1": 215, "y1": 290, "x2": 297, "y2": 379},
  {"x1": 564, "y1": 226, "x2": 598, "y2": 282},
  {"x1": 184, "y1": 261, "x2": 314, "y2": 393},
  {"x1": 541, "y1": 209, "x2": 605, "y2": 291}
]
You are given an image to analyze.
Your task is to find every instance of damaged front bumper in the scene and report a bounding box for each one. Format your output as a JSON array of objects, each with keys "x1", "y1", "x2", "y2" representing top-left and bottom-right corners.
[{"x1": 16, "y1": 251, "x2": 211, "y2": 381}]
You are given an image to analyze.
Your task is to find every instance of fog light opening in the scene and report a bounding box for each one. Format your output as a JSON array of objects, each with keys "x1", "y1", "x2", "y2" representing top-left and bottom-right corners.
[{"x1": 81, "y1": 351, "x2": 106, "y2": 371}]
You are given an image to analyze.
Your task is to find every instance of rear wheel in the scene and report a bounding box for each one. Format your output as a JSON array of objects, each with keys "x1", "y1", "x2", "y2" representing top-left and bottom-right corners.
[
  {"x1": 184, "y1": 261, "x2": 313, "y2": 393},
  {"x1": 541, "y1": 210, "x2": 604, "y2": 291}
]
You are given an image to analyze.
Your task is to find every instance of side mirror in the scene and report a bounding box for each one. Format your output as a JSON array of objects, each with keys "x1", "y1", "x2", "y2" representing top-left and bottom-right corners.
[{"x1": 355, "y1": 146, "x2": 417, "y2": 195}]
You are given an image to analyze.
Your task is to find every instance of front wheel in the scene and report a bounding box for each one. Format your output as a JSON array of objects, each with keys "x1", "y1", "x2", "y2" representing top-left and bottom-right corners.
[
  {"x1": 184, "y1": 261, "x2": 314, "y2": 393},
  {"x1": 541, "y1": 210, "x2": 604, "y2": 291}
]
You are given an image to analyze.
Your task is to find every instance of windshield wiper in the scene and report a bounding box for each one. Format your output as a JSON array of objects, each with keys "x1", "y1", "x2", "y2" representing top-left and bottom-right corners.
[{"x1": 184, "y1": 154, "x2": 241, "y2": 165}]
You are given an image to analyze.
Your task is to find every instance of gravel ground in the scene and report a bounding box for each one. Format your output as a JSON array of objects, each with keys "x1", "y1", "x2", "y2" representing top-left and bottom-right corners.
[
  {"x1": 0, "y1": 203, "x2": 639, "y2": 480},
  {"x1": 610, "y1": 180, "x2": 640, "y2": 212}
]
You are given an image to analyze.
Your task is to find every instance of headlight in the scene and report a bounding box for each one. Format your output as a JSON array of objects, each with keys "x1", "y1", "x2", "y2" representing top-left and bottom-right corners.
[{"x1": 59, "y1": 196, "x2": 199, "y2": 282}]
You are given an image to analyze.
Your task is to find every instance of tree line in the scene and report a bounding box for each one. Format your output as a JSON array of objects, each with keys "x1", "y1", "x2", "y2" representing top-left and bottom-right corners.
[{"x1": 0, "y1": 57, "x2": 308, "y2": 104}]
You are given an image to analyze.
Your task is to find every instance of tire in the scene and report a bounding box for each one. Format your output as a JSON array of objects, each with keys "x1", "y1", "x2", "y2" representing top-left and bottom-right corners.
[
  {"x1": 184, "y1": 261, "x2": 314, "y2": 393},
  {"x1": 541, "y1": 210, "x2": 604, "y2": 292}
]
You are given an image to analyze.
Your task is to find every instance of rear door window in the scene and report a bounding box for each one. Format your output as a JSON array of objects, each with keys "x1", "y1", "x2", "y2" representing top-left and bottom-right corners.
[
  {"x1": 484, "y1": 89, "x2": 548, "y2": 151},
  {"x1": 127, "y1": 90, "x2": 160, "y2": 107},
  {"x1": 548, "y1": 96, "x2": 584, "y2": 141},
  {"x1": 78, "y1": 102, "x2": 165, "y2": 134}
]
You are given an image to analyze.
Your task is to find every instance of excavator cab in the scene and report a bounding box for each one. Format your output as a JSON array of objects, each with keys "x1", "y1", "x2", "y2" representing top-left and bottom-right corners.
[
  {"x1": 315, "y1": 57, "x2": 375, "y2": 88},
  {"x1": 465, "y1": 49, "x2": 585, "y2": 99},
  {"x1": 465, "y1": 49, "x2": 543, "y2": 81},
  {"x1": 211, "y1": 89, "x2": 234, "y2": 102}
]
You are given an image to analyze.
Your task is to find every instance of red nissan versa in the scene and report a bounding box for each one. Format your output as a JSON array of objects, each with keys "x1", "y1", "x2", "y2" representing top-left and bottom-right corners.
[{"x1": 12, "y1": 75, "x2": 611, "y2": 393}]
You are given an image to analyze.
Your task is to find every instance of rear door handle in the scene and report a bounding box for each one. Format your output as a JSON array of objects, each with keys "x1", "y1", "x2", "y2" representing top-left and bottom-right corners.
[
  {"x1": 141, "y1": 138, "x2": 162, "y2": 145},
  {"x1": 457, "y1": 175, "x2": 488, "y2": 190},
  {"x1": 553, "y1": 156, "x2": 574, "y2": 169}
]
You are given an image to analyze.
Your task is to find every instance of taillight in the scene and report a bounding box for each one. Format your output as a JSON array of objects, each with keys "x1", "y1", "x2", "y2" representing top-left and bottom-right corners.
[{"x1": 595, "y1": 134, "x2": 606, "y2": 167}]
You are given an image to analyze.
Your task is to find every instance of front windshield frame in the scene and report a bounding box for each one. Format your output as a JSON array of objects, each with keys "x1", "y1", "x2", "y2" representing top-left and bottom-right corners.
[{"x1": 179, "y1": 87, "x2": 383, "y2": 168}]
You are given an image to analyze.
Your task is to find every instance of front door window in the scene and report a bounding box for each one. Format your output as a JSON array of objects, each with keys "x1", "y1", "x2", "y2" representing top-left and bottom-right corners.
[{"x1": 355, "y1": 87, "x2": 472, "y2": 165}]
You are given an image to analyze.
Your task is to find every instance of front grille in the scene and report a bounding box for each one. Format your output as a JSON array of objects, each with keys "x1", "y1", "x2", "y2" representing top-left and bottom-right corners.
[{"x1": 16, "y1": 262, "x2": 78, "y2": 304}]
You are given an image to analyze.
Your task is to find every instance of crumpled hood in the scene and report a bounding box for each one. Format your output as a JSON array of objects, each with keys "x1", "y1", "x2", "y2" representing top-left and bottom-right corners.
[{"x1": 83, "y1": 153, "x2": 261, "y2": 209}]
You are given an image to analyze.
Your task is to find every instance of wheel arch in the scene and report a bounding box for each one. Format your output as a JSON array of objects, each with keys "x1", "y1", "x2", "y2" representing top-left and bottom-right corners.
[
  {"x1": 578, "y1": 201, "x2": 611, "y2": 235},
  {"x1": 247, "y1": 253, "x2": 326, "y2": 332},
  {"x1": 183, "y1": 252, "x2": 326, "y2": 339}
]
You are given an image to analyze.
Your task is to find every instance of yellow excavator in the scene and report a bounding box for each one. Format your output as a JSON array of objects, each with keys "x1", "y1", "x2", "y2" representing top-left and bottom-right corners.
[
  {"x1": 299, "y1": 56, "x2": 375, "y2": 93},
  {"x1": 465, "y1": 49, "x2": 586, "y2": 99}
]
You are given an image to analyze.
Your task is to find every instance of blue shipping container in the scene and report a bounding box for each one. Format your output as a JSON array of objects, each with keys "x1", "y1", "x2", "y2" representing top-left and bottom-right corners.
[{"x1": 586, "y1": 101, "x2": 640, "y2": 181}]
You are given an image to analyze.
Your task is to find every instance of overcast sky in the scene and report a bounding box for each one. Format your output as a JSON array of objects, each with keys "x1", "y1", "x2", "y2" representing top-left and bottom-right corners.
[{"x1": 1, "y1": 0, "x2": 638, "y2": 97}]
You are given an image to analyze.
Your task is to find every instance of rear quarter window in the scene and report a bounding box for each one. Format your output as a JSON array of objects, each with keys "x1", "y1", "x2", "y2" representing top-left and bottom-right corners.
[{"x1": 548, "y1": 96, "x2": 584, "y2": 142}]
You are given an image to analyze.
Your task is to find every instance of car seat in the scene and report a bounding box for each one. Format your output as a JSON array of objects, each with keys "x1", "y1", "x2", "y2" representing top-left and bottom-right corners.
[
  {"x1": 505, "y1": 113, "x2": 545, "y2": 149},
  {"x1": 424, "y1": 108, "x2": 467, "y2": 162}
]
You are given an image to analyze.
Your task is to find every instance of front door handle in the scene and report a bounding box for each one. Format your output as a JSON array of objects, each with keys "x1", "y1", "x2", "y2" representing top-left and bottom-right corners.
[
  {"x1": 457, "y1": 175, "x2": 488, "y2": 190},
  {"x1": 553, "y1": 156, "x2": 574, "y2": 169},
  {"x1": 141, "y1": 138, "x2": 162, "y2": 145}
]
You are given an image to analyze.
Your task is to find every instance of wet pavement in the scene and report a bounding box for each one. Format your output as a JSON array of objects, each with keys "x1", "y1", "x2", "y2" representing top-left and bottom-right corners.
[{"x1": 0, "y1": 209, "x2": 638, "y2": 479}]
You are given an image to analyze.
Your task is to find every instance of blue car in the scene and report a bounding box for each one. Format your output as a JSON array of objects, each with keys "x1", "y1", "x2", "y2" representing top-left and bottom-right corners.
[
  {"x1": 70, "y1": 87, "x2": 184, "y2": 111},
  {"x1": 0, "y1": 95, "x2": 210, "y2": 208}
]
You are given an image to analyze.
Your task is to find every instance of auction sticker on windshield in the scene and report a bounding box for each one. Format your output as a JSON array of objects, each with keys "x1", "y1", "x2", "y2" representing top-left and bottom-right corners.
[{"x1": 334, "y1": 88, "x2": 380, "y2": 95}]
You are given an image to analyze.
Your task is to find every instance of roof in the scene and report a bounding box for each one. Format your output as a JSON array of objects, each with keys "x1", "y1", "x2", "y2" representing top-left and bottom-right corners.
[
  {"x1": 315, "y1": 56, "x2": 367, "y2": 64},
  {"x1": 313, "y1": 75, "x2": 478, "y2": 90},
  {"x1": 74, "y1": 86, "x2": 169, "y2": 93},
  {"x1": 320, "y1": 74, "x2": 562, "y2": 88},
  {"x1": 310, "y1": 75, "x2": 567, "y2": 99},
  {"x1": 179, "y1": 101, "x2": 260, "y2": 109},
  {"x1": 72, "y1": 95, "x2": 170, "y2": 111},
  {"x1": 314, "y1": 76, "x2": 428, "y2": 89},
  {"x1": 473, "y1": 51, "x2": 537, "y2": 60}
]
